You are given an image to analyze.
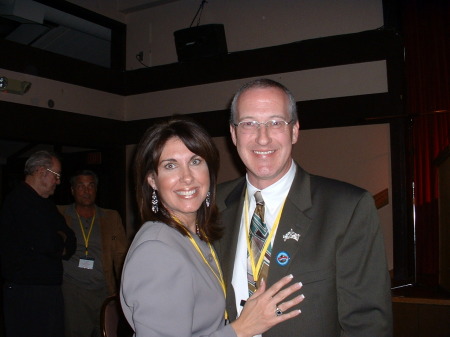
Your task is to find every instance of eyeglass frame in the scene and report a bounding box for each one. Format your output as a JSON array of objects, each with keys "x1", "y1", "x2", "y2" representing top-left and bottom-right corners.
[
  {"x1": 232, "y1": 119, "x2": 294, "y2": 132},
  {"x1": 46, "y1": 168, "x2": 61, "y2": 180}
]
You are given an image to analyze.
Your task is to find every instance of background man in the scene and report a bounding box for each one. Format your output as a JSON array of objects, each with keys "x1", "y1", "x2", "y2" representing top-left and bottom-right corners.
[
  {"x1": 0, "y1": 150, "x2": 76, "y2": 337},
  {"x1": 58, "y1": 169, "x2": 129, "y2": 337},
  {"x1": 215, "y1": 79, "x2": 393, "y2": 336}
]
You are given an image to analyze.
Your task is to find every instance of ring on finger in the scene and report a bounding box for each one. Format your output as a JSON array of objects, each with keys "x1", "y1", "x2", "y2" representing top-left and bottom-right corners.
[{"x1": 275, "y1": 307, "x2": 283, "y2": 316}]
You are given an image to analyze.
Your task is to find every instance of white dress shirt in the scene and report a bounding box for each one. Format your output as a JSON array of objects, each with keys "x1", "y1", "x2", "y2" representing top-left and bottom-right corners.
[{"x1": 232, "y1": 160, "x2": 296, "y2": 336}]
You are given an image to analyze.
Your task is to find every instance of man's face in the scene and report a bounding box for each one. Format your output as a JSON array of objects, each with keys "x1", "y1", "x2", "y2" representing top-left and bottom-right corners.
[
  {"x1": 230, "y1": 87, "x2": 299, "y2": 189},
  {"x1": 39, "y1": 157, "x2": 61, "y2": 198},
  {"x1": 71, "y1": 175, "x2": 97, "y2": 207}
]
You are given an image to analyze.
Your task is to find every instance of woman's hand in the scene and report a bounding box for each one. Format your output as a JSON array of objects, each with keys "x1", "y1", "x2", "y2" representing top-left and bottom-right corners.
[{"x1": 230, "y1": 274, "x2": 304, "y2": 337}]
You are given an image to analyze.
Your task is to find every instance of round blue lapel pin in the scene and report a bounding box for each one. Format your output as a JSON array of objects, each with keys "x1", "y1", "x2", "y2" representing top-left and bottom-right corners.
[{"x1": 276, "y1": 251, "x2": 290, "y2": 266}]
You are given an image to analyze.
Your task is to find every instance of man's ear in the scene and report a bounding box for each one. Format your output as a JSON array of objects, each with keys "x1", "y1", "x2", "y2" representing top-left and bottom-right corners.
[
  {"x1": 230, "y1": 124, "x2": 237, "y2": 146},
  {"x1": 291, "y1": 121, "x2": 300, "y2": 144}
]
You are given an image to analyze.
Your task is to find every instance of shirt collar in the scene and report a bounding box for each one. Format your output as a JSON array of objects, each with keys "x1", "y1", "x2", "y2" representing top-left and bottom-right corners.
[{"x1": 246, "y1": 160, "x2": 296, "y2": 211}]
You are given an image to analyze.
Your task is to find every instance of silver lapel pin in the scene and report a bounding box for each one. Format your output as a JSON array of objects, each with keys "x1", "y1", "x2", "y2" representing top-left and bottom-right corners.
[{"x1": 283, "y1": 228, "x2": 300, "y2": 242}]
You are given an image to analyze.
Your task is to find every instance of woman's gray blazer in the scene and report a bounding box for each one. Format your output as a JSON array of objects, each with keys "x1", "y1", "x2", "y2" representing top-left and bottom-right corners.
[{"x1": 120, "y1": 221, "x2": 236, "y2": 337}]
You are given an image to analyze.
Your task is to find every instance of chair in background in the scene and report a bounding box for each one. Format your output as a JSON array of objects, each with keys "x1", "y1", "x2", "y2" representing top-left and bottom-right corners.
[{"x1": 100, "y1": 295, "x2": 133, "y2": 337}]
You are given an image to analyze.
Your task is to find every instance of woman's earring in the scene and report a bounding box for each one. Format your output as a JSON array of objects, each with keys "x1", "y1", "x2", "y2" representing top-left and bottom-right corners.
[
  {"x1": 152, "y1": 190, "x2": 159, "y2": 213},
  {"x1": 205, "y1": 191, "x2": 211, "y2": 208}
]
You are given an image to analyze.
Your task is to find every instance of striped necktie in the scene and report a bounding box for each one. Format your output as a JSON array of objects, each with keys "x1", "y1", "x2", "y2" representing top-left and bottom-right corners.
[{"x1": 247, "y1": 191, "x2": 271, "y2": 295}]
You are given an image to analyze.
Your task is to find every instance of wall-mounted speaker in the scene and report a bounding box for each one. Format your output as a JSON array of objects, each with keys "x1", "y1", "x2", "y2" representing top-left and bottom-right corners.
[{"x1": 174, "y1": 24, "x2": 228, "y2": 62}]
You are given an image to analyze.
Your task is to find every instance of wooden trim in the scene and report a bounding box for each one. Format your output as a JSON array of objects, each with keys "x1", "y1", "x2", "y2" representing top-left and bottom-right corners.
[
  {"x1": 374, "y1": 188, "x2": 389, "y2": 209},
  {"x1": 392, "y1": 297, "x2": 450, "y2": 306}
]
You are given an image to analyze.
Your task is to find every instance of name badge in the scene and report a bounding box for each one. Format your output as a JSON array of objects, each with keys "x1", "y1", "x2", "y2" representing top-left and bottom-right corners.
[{"x1": 78, "y1": 257, "x2": 95, "y2": 269}]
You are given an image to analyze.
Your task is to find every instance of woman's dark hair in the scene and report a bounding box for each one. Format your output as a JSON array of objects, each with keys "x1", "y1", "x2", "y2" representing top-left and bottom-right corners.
[{"x1": 134, "y1": 118, "x2": 221, "y2": 242}]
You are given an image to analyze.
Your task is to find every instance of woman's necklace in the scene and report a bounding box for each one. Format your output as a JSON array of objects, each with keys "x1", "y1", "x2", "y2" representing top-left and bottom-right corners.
[{"x1": 195, "y1": 224, "x2": 201, "y2": 239}]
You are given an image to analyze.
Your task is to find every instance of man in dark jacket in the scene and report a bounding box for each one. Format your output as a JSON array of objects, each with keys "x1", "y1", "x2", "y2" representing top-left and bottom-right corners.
[{"x1": 0, "y1": 150, "x2": 76, "y2": 337}]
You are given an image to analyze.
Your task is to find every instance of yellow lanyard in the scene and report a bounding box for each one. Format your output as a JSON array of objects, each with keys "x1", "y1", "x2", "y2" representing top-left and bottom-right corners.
[
  {"x1": 244, "y1": 191, "x2": 286, "y2": 282},
  {"x1": 173, "y1": 217, "x2": 228, "y2": 321},
  {"x1": 76, "y1": 210, "x2": 96, "y2": 257}
]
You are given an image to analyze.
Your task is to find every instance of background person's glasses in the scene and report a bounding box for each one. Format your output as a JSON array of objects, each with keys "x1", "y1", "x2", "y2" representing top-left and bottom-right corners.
[{"x1": 233, "y1": 120, "x2": 293, "y2": 134}]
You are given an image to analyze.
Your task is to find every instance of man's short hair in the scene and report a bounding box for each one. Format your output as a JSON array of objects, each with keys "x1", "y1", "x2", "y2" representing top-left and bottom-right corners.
[
  {"x1": 24, "y1": 150, "x2": 58, "y2": 176},
  {"x1": 69, "y1": 170, "x2": 99, "y2": 187},
  {"x1": 230, "y1": 78, "x2": 298, "y2": 124}
]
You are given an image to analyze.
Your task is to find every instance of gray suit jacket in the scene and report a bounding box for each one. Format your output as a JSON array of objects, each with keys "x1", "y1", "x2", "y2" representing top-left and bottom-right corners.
[
  {"x1": 215, "y1": 164, "x2": 393, "y2": 337},
  {"x1": 120, "y1": 221, "x2": 236, "y2": 337}
]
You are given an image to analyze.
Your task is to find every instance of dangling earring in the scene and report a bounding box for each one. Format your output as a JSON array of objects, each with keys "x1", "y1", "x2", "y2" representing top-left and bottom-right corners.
[
  {"x1": 205, "y1": 191, "x2": 211, "y2": 208},
  {"x1": 152, "y1": 190, "x2": 159, "y2": 213}
]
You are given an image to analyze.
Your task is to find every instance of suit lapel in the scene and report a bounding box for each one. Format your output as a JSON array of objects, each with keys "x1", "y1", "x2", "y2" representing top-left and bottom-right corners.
[
  {"x1": 218, "y1": 179, "x2": 246, "y2": 319},
  {"x1": 268, "y1": 165, "x2": 313, "y2": 286},
  {"x1": 220, "y1": 179, "x2": 246, "y2": 280}
]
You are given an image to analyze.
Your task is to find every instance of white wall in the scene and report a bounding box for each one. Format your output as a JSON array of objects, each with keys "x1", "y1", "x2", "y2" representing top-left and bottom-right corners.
[
  {"x1": 0, "y1": 69, "x2": 124, "y2": 120},
  {"x1": 124, "y1": 0, "x2": 383, "y2": 68}
]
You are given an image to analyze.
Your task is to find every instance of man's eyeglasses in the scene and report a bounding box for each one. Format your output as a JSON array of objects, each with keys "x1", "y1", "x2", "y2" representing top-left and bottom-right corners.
[
  {"x1": 46, "y1": 168, "x2": 61, "y2": 180},
  {"x1": 233, "y1": 120, "x2": 293, "y2": 134}
]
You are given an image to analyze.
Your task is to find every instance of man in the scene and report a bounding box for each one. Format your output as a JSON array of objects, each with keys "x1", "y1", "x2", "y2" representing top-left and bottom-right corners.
[
  {"x1": 58, "y1": 169, "x2": 129, "y2": 337},
  {"x1": 215, "y1": 79, "x2": 393, "y2": 336},
  {"x1": 0, "y1": 150, "x2": 76, "y2": 337}
]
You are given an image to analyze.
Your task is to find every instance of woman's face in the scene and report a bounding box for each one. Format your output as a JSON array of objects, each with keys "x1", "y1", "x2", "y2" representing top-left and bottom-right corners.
[{"x1": 147, "y1": 137, "x2": 210, "y2": 226}]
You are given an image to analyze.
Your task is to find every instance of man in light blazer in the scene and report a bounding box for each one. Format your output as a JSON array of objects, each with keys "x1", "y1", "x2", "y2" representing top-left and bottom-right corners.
[
  {"x1": 215, "y1": 78, "x2": 393, "y2": 336},
  {"x1": 58, "y1": 170, "x2": 129, "y2": 337}
]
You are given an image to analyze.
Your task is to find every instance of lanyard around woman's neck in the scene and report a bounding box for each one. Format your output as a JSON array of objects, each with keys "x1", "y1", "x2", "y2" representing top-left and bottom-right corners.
[{"x1": 172, "y1": 216, "x2": 228, "y2": 321}]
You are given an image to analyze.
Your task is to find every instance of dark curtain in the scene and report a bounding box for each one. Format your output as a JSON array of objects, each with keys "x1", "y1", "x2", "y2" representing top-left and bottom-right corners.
[{"x1": 402, "y1": 0, "x2": 450, "y2": 286}]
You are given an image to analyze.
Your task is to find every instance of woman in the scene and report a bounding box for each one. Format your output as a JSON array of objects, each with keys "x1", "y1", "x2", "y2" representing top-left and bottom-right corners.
[{"x1": 120, "y1": 119, "x2": 304, "y2": 337}]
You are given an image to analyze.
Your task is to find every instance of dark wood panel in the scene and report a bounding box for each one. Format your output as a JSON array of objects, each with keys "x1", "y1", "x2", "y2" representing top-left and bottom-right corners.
[
  {"x1": 393, "y1": 301, "x2": 450, "y2": 337},
  {"x1": 393, "y1": 302, "x2": 419, "y2": 337},
  {"x1": 0, "y1": 101, "x2": 124, "y2": 148},
  {"x1": 390, "y1": 118, "x2": 415, "y2": 284}
]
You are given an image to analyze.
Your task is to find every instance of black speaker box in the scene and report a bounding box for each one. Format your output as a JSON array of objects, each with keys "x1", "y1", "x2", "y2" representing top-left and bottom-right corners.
[{"x1": 174, "y1": 24, "x2": 228, "y2": 62}]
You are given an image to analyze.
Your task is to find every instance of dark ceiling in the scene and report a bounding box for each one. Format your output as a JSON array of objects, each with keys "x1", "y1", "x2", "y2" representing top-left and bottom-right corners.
[
  {"x1": 0, "y1": 0, "x2": 116, "y2": 163},
  {"x1": 0, "y1": 1, "x2": 111, "y2": 68}
]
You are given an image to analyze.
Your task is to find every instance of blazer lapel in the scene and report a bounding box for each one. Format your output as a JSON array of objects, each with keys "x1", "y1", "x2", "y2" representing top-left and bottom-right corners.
[{"x1": 267, "y1": 165, "x2": 313, "y2": 286}]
